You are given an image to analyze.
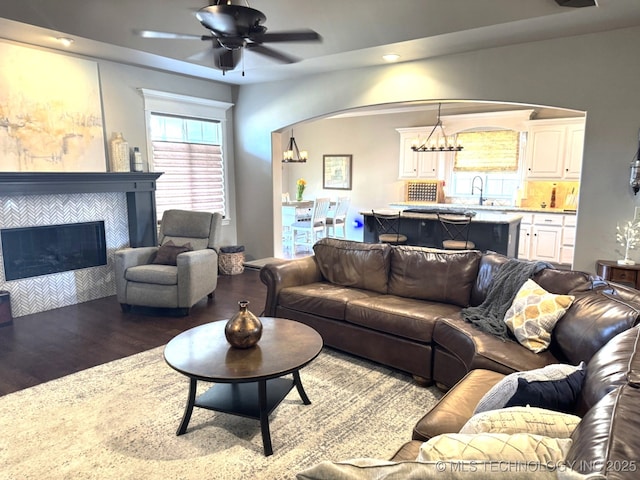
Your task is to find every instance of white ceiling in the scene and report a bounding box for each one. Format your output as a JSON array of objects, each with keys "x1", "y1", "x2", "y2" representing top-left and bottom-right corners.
[{"x1": 1, "y1": 0, "x2": 640, "y2": 86}]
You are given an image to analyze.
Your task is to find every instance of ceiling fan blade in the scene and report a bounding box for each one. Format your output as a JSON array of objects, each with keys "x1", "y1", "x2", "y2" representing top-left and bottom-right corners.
[
  {"x1": 245, "y1": 43, "x2": 298, "y2": 64},
  {"x1": 187, "y1": 48, "x2": 216, "y2": 62},
  {"x1": 251, "y1": 30, "x2": 322, "y2": 43},
  {"x1": 135, "y1": 29, "x2": 212, "y2": 41}
]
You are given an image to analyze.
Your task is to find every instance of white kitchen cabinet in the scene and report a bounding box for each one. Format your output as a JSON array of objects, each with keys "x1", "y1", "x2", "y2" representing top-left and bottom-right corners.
[
  {"x1": 560, "y1": 214, "x2": 577, "y2": 266},
  {"x1": 525, "y1": 119, "x2": 585, "y2": 180},
  {"x1": 397, "y1": 127, "x2": 441, "y2": 179},
  {"x1": 525, "y1": 126, "x2": 565, "y2": 178},
  {"x1": 563, "y1": 123, "x2": 585, "y2": 180},
  {"x1": 518, "y1": 214, "x2": 533, "y2": 260},
  {"x1": 518, "y1": 213, "x2": 575, "y2": 264},
  {"x1": 531, "y1": 223, "x2": 562, "y2": 263}
]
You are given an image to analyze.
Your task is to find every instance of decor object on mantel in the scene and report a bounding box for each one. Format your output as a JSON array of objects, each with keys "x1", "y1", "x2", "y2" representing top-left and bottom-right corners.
[
  {"x1": 109, "y1": 132, "x2": 130, "y2": 172},
  {"x1": 131, "y1": 147, "x2": 144, "y2": 172},
  {"x1": 296, "y1": 178, "x2": 307, "y2": 201},
  {"x1": 225, "y1": 300, "x2": 263, "y2": 348},
  {"x1": 283, "y1": 130, "x2": 308, "y2": 163},
  {"x1": 411, "y1": 103, "x2": 463, "y2": 152},
  {"x1": 616, "y1": 219, "x2": 640, "y2": 265}
]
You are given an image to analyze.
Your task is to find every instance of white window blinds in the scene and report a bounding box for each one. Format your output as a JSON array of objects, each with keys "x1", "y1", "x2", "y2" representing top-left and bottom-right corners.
[
  {"x1": 454, "y1": 130, "x2": 520, "y2": 172},
  {"x1": 152, "y1": 141, "x2": 225, "y2": 219}
]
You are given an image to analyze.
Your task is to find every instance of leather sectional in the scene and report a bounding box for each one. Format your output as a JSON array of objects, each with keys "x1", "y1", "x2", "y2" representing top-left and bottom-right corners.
[
  {"x1": 260, "y1": 237, "x2": 640, "y2": 389},
  {"x1": 263, "y1": 237, "x2": 640, "y2": 478},
  {"x1": 389, "y1": 324, "x2": 640, "y2": 479}
]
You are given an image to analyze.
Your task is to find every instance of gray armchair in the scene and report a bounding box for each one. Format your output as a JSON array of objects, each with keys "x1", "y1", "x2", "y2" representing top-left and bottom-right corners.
[{"x1": 115, "y1": 209, "x2": 222, "y2": 315}]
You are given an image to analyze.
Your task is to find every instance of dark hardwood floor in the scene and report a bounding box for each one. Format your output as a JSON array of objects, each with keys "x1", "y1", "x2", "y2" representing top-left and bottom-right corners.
[{"x1": 0, "y1": 268, "x2": 267, "y2": 397}]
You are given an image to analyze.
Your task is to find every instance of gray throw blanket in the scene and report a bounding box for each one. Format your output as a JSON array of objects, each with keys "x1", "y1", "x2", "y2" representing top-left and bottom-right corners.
[{"x1": 461, "y1": 259, "x2": 552, "y2": 340}]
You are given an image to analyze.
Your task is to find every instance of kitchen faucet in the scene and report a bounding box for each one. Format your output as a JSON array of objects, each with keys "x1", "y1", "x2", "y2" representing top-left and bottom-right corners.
[{"x1": 471, "y1": 176, "x2": 485, "y2": 205}]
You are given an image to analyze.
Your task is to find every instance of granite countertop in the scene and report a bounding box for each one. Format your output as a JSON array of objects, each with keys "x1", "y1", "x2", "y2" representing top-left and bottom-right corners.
[
  {"x1": 362, "y1": 207, "x2": 522, "y2": 224},
  {"x1": 390, "y1": 202, "x2": 576, "y2": 215}
]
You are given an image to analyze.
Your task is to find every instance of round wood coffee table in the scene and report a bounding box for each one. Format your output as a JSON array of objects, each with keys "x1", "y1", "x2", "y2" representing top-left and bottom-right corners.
[{"x1": 164, "y1": 317, "x2": 323, "y2": 456}]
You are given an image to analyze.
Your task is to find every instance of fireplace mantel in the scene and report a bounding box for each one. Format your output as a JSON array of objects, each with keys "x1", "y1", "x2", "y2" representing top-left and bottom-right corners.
[
  {"x1": 0, "y1": 172, "x2": 161, "y2": 196},
  {"x1": 0, "y1": 172, "x2": 163, "y2": 247}
]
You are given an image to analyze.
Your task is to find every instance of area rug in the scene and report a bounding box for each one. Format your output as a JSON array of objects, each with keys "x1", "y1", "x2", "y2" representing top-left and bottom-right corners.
[{"x1": 0, "y1": 346, "x2": 441, "y2": 480}]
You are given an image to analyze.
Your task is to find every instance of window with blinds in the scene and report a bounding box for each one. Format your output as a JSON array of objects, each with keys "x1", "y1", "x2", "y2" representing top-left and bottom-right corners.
[{"x1": 150, "y1": 114, "x2": 225, "y2": 219}]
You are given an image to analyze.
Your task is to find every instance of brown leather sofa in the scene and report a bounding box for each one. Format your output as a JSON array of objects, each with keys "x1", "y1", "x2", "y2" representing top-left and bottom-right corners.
[
  {"x1": 390, "y1": 324, "x2": 640, "y2": 478},
  {"x1": 261, "y1": 238, "x2": 640, "y2": 388}
]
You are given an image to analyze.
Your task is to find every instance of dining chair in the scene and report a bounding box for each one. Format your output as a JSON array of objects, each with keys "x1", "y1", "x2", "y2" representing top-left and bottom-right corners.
[
  {"x1": 437, "y1": 212, "x2": 475, "y2": 250},
  {"x1": 371, "y1": 210, "x2": 408, "y2": 245},
  {"x1": 326, "y1": 196, "x2": 350, "y2": 239},
  {"x1": 291, "y1": 198, "x2": 332, "y2": 251}
]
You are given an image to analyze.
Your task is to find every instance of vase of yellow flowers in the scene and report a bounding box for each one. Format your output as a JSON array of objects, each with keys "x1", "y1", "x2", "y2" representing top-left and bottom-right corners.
[{"x1": 296, "y1": 178, "x2": 307, "y2": 201}]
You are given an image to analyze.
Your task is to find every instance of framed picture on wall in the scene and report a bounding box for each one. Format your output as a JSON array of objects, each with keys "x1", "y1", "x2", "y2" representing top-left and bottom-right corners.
[{"x1": 323, "y1": 154, "x2": 352, "y2": 190}]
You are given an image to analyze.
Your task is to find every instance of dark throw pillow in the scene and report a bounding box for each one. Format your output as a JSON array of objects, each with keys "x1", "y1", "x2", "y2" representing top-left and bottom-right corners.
[
  {"x1": 505, "y1": 370, "x2": 586, "y2": 414},
  {"x1": 474, "y1": 362, "x2": 586, "y2": 415},
  {"x1": 152, "y1": 240, "x2": 193, "y2": 266}
]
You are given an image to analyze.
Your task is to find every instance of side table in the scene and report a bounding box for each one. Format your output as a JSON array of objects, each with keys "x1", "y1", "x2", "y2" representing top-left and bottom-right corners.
[{"x1": 596, "y1": 259, "x2": 640, "y2": 290}]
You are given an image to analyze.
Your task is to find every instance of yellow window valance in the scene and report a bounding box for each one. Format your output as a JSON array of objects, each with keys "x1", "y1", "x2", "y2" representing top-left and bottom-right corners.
[{"x1": 454, "y1": 130, "x2": 520, "y2": 172}]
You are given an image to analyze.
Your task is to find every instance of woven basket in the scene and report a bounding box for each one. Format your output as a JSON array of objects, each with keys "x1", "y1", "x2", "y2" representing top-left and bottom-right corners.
[{"x1": 219, "y1": 252, "x2": 245, "y2": 275}]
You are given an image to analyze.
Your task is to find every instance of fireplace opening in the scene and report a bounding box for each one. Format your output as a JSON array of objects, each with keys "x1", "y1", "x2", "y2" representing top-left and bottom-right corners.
[{"x1": 1, "y1": 221, "x2": 107, "y2": 281}]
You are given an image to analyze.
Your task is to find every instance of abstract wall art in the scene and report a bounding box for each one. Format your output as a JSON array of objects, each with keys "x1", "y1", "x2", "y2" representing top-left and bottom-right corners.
[{"x1": 0, "y1": 41, "x2": 106, "y2": 172}]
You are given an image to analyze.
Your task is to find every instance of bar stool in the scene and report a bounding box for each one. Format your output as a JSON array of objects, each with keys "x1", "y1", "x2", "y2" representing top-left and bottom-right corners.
[
  {"x1": 437, "y1": 212, "x2": 475, "y2": 249},
  {"x1": 371, "y1": 210, "x2": 407, "y2": 245}
]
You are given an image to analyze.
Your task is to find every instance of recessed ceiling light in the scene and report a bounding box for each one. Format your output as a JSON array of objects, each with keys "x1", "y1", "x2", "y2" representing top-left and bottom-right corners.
[
  {"x1": 382, "y1": 54, "x2": 400, "y2": 62},
  {"x1": 56, "y1": 37, "x2": 74, "y2": 47}
]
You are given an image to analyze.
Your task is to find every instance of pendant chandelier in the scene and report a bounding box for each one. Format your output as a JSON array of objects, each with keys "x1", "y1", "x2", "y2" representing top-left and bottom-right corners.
[
  {"x1": 282, "y1": 130, "x2": 308, "y2": 163},
  {"x1": 411, "y1": 103, "x2": 463, "y2": 152}
]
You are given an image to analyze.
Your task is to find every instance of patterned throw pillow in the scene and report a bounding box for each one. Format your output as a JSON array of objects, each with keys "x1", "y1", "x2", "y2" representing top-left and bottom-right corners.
[
  {"x1": 474, "y1": 362, "x2": 586, "y2": 415},
  {"x1": 504, "y1": 279, "x2": 575, "y2": 353},
  {"x1": 417, "y1": 432, "x2": 572, "y2": 464},
  {"x1": 296, "y1": 458, "x2": 563, "y2": 480},
  {"x1": 459, "y1": 406, "x2": 581, "y2": 438}
]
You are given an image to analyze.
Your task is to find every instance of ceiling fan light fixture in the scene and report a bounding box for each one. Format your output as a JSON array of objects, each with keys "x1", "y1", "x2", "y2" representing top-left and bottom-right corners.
[{"x1": 138, "y1": 1, "x2": 321, "y2": 75}]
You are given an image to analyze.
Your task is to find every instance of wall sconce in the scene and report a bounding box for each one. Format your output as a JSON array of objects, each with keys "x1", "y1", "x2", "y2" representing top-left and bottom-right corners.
[{"x1": 631, "y1": 159, "x2": 640, "y2": 195}]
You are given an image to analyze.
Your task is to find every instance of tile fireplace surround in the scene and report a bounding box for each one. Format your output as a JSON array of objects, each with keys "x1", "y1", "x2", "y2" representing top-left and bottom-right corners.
[{"x1": 0, "y1": 173, "x2": 161, "y2": 317}]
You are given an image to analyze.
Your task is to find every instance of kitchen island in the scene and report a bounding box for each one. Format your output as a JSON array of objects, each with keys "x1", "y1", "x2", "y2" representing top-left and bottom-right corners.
[{"x1": 362, "y1": 207, "x2": 522, "y2": 257}]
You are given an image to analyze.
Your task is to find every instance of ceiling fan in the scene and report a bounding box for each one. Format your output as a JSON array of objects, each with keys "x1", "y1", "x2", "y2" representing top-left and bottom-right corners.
[{"x1": 136, "y1": 0, "x2": 322, "y2": 75}]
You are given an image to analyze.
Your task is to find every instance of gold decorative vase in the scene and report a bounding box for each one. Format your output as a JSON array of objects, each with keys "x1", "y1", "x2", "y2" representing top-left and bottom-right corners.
[{"x1": 225, "y1": 300, "x2": 263, "y2": 348}]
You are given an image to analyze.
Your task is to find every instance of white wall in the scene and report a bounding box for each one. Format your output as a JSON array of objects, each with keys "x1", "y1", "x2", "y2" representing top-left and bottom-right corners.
[{"x1": 233, "y1": 26, "x2": 640, "y2": 273}]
